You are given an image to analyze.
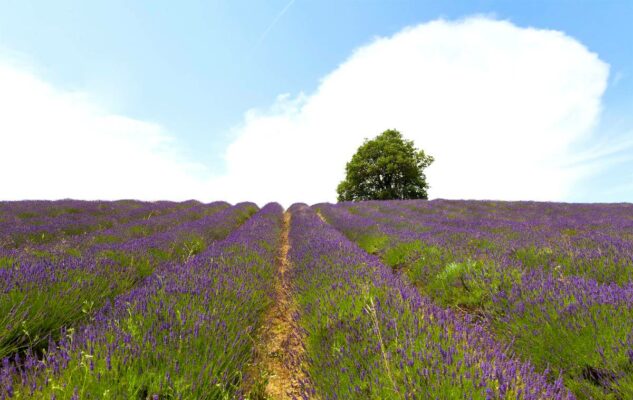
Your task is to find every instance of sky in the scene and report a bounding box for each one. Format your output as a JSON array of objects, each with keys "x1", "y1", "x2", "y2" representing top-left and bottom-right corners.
[{"x1": 0, "y1": 0, "x2": 631, "y2": 206}]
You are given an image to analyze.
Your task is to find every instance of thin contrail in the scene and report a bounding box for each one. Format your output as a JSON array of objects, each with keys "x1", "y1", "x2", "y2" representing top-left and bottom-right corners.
[{"x1": 256, "y1": 0, "x2": 296, "y2": 45}]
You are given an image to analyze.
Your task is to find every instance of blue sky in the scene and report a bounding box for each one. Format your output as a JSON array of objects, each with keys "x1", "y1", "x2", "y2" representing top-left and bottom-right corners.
[{"x1": 0, "y1": 1, "x2": 631, "y2": 204}]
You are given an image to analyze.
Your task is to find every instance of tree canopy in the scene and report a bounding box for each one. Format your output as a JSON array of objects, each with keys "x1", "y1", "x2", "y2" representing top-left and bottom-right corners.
[{"x1": 337, "y1": 129, "x2": 434, "y2": 202}]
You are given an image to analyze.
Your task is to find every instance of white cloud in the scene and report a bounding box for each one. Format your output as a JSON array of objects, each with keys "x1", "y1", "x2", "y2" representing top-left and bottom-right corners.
[
  {"x1": 0, "y1": 17, "x2": 613, "y2": 206},
  {"x1": 214, "y1": 17, "x2": 610, "y2": 205},
  {"x1": 0, "y1": 61, "x2": 205, "y2": 201}
]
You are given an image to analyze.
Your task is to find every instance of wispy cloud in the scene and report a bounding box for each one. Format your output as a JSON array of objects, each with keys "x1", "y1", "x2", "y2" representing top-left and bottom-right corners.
[
  {"x1": 611, "y1": 71, "x2": 625, "y2": 87},
  {"x1": 565, "y1": 133, "x2": 633, "y2": 168},
  {"x1": 256, "y1": 0, "x2": 296, "y2": 46}
]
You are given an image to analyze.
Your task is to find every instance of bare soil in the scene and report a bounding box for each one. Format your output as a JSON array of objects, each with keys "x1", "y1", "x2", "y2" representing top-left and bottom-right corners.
[
  {"x1": 315, "y1": 210, "x2": 326, "y2": 223},
  {"x1": 257, "y1": 211, "x2": 311, "y2": 399}
]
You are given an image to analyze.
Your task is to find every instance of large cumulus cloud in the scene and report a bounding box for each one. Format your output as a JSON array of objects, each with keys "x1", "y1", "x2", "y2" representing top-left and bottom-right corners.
[{"x1": 213, "y1": 17, "x2": 609, "y2": 205}]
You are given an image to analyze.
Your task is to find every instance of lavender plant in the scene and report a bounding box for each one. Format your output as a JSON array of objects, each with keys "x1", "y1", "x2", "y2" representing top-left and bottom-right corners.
[
  {"x1": 0, "y1": 200, "x2": 192, "y2": 251},
  {"x1": 1, "y1": 203, "x2": 280, "y2": 399},
  {"x1": 0, "y1": 202, "x2": 255, "y2": 368},
  {"x1": 289, "y1": 204, "x2": 571, "y2": 399},
  {"x1": 317, "y1": 200, "x2": 633, "y2": 398}
]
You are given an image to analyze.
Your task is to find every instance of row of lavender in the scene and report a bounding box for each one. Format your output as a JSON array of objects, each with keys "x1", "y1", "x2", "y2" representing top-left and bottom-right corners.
[
  {"x1": 0, "y1": 201, "x2": 256, "y2": 369},
  {"x1": 0, "y1": 200, "x2": 230, "y2": 258},
  {"x1": 1, "y1": 203, "x2": 284, "y2": 398},
  {"x1": 0, "y1": 200, "x2": 192, "y2": 250},
  {"x1": 288, "y1": 204, "x2": 571, "y2": 399},
  {"x1": 316, "y1": 200, "x2": 633, "y2": 399},
  {"x1": 322, "y1": 200, "x2": 633, "y2": 284}
]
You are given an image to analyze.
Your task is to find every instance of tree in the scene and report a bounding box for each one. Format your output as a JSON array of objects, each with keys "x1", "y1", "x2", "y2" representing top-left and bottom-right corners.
[{"x1": 337, "y1": 129, "x2": 434, "y2": 202}]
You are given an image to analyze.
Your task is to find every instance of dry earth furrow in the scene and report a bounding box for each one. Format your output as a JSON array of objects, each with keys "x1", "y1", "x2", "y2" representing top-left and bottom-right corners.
[{"x1": 257, "y1": 211, "x2": 311, "y2": 399}]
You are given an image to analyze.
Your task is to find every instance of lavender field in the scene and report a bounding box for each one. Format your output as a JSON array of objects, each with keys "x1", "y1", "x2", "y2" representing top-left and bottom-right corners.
[{"x1": 1, "y1": 199, "x2": 632, "y2": 399}]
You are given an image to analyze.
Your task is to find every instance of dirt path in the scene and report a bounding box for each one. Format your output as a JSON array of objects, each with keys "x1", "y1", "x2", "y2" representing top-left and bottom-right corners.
[{"x1": 258, "y1": 211, "x2": 310, "y2": 399}]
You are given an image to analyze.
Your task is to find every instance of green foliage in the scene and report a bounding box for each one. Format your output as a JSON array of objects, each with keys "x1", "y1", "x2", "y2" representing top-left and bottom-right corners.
[
  {"x1": 17, "y1": 211, "x2": 38, "y2": 219},
  {"x1": 1, "y1": 246, "x2": 168, "y2": 361},
  {"x1": 172, "y1": 234, "x2": 206, "y2": 262},
  {"x1": 28, "y1": 231, "x2": 55, "y2": 245},
  {"x1": 429, "y1": 261, "x2": 486, "y2": 308},
  {"x1": 381, "y1": 241, "x2": 448, "y2": 284},
  {"x1": 97, "y1": 250, "x2": 153, "y2": 279},
  {"x1": 60, "y1": 226, "x2": 88, "y2": 236},
  {"x1": 337, "y1": 129, "x2": 434, "y2": 201},
  {"x1": 245, "y1": 371, "x2": 271, "y2": 400},
  {"x1": 495, "y1": 299, "x2": 633, "y2": 399},
  {"x1": 356, "y1": 234, "x2": 389, "y2": 255},
  {"x1": 93, "y1": 234, "x2": 122, "y2": 244},
  {"x1": 381, "y1": 242, "x2": 510, "y2": 311},
  {"x1": 427, "y1": 260, "x2": 520, "y2": 311},
  {"x1": 0, "y1": 256, "x2": 16, "y2": 269},
  {"x1": 27, "y1": 249, "x2": 59, "y2": 261},
  {"x1": 51, "y1": 207, "x2": 82, "y2": 216},
  {"x1": 0, "y1": 269, "x2": 115, "y2": 360},
  {"x1": 383, "y1": 241, "x2": 427, "y2": 269},
  {"x1": 64, "y1": 248, "x2": 82, "y2": 258},
  {"x1": 128, "y1": 224, "x2": 150, "y2": 238}
]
